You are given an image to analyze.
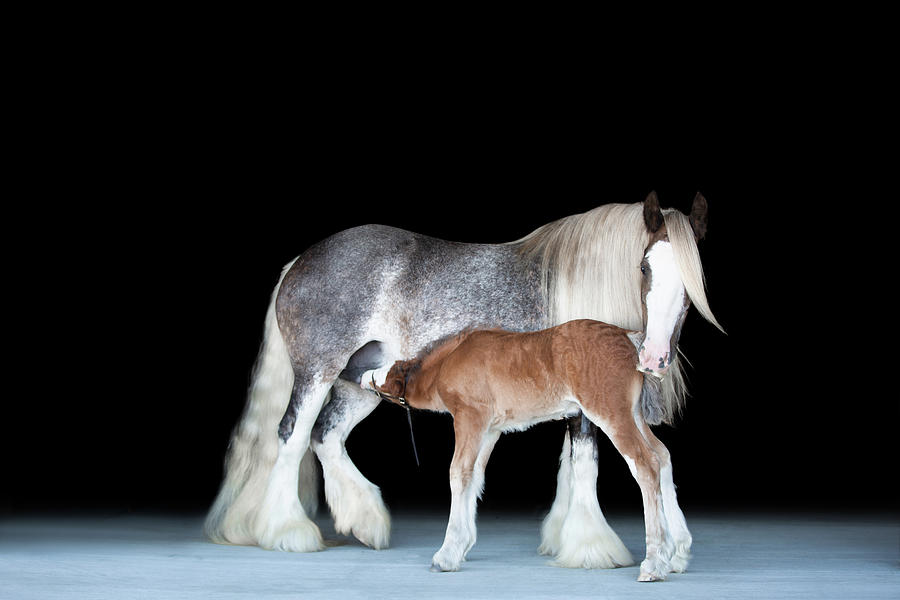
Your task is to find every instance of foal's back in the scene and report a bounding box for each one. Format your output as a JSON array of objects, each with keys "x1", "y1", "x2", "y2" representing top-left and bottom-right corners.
[{"x1": 432, "y1": 319, "x2": 642, "y2": 426}]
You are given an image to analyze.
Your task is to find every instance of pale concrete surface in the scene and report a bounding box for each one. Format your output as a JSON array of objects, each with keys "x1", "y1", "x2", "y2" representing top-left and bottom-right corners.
[{"x1": 0, "y1": 511, "x2": 896, "y2": 599}]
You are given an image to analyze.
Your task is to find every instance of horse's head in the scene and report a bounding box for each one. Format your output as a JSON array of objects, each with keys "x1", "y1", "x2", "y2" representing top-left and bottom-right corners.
[{"x1": 637, "y1": 191, "x2": 708, "y2": 377}]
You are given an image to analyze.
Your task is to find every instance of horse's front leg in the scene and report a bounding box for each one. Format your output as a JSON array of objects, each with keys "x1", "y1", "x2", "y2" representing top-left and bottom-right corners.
[
  {"x1": 538, "y1": 426, "x2": 572, "y2": 556},
  {"x1": 431, "y1": 413, "x2": 488, "y2": 572},
  {"x1": 551, "y1": 416, "x2": 634, "y2": 569}
]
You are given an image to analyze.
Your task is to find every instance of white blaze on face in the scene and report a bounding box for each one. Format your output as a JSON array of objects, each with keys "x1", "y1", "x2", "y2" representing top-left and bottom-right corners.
[
  {"x1": 360, "y1": 366, "x2": 391, "y2": 390},
  {"x1": 640, "y1": 240, "x2": 685, "y2": 375}
]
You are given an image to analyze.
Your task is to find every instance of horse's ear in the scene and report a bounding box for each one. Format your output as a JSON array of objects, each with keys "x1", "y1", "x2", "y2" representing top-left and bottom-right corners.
[
  {"x1": 689, "y1": 191, "x2": 708, "y2": 241},
  {"x1": 643, "y1": 191, "x2": 664, "y2": 233}
]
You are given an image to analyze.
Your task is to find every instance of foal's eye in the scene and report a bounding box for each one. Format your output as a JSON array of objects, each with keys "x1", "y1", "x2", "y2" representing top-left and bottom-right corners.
[{"x1": 640, "y1": 263, "x2": 647, "y2": 275}]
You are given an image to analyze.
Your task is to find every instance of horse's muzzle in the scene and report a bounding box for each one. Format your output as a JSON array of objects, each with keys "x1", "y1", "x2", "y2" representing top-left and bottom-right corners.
[{"x1": 638, "y1": 343, "x2": 672, "y2": 377}]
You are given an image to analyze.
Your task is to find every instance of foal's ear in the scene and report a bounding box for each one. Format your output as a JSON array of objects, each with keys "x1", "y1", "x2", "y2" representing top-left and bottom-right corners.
[
  {"x1": 397, "y1": 360, "x2": 413, "y2": 379},
  {"x1": 643, "y1": 190, "x2": 664, "y2": 233},
  {"x1": 381, "y1": 361, "x2": 405, "y2": 395},
  {"x1": 689, "y1": 191, "x2": 708, "y2": 241}
]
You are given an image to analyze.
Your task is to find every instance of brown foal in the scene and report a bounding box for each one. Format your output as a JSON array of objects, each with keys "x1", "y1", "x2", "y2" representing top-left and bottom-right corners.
[{"x1": 369, "y1": 319, "x2": 691, "y2": 581}]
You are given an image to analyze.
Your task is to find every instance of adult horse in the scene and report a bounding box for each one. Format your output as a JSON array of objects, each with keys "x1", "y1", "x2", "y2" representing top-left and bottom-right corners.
[{"x1": 204, "y1": 192, "x2": 722, "y2": 566}]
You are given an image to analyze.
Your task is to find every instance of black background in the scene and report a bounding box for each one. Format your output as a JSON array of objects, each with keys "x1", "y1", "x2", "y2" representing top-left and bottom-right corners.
[{"x1": 4, "y1": 53, "x2": 891, "y2": 520}]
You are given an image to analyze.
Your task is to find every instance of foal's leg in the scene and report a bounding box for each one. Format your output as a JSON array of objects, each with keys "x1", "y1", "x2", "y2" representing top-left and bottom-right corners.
[
  {"x1": 311, "y1": 379, "x2": 391, "y2": 549},
  {"x1": 553, "y1": 417, "x2": 634, "y2": 569},
  {"x1": 431, "y1": 412, "x2": 489, "y2": 572},
  {"x1": 583, "y1": 405, "x2": 670, "y2": 582},
  {"x1": 637, "y1": 420, "x2": 691, "y2": 572},
  {"x1": 462, "y1": 429, "x2": 500, "y2": 559}
]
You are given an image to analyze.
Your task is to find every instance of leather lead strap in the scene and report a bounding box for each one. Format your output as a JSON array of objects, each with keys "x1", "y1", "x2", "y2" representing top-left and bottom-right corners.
[
  {"x1": 371, "y1": 372, "x2": 420, "y2": 467},
  {"x1": 405, "y1": 406, "x2": 420, "y2": 467}
]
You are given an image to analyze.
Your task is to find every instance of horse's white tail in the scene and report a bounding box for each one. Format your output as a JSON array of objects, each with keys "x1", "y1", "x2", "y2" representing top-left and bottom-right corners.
[{"x1": 204, "y1": 257, "x2": 320, "y2": 545}]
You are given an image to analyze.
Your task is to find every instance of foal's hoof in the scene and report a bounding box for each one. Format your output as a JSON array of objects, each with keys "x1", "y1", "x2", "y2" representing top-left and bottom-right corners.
[
  {"x1": 637, "y1": 571, "x2": 666, "y2": 582},
  {"x1": 637, "y1": 556, "x2": 670, "y2": 582},
  {"x1": 430, "y1": 550, "x2": 461, "y2": 572},
  {"x1": 430, "y1": 562, "x2": 460, "y2": 572}
]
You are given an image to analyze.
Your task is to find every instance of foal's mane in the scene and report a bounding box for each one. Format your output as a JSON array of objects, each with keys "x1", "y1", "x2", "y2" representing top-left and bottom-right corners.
[
  {"x1": 405, "y1": 327, "x2": 481, "y2": 380},
  {"x1": 512, "y1": 201, "x2": 722, "y2": 422}
]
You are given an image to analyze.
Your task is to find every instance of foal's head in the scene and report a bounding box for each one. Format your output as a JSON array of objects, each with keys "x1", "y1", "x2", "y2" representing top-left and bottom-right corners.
[
  {"x1": 376, "y1": 359, "x2": 419, "y2": 404},
  {"x1": 637, "y1": 191, "x2": 708, "y2": 376}
]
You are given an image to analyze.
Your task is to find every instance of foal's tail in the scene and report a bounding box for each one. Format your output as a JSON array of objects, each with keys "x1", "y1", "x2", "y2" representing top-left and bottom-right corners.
[{"x1": 204, "y1": 257, "x2": 320, "y2": 545}]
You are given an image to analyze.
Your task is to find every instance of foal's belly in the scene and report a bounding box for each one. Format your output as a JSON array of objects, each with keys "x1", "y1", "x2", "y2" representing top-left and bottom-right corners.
[{"x1": 490, "y1": 395, "x2": 581, "y2": 433}]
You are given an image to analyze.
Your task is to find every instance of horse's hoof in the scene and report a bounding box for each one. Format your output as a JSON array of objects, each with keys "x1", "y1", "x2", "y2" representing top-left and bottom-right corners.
[
  {"x1": 258, "y1": 519, "x2": 324, "y2": 552},
  {"x1": 346, "y1": 507, "x2": 391, "y2": 550},
  {"x1": 354, "y1": 524, "x2": 390, "y2": 550}
]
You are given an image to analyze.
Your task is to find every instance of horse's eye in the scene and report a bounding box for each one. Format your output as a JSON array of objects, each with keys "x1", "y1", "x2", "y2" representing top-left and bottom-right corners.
[{"x1": 640, "y1": 264, "x2": 646, "y2": 275}]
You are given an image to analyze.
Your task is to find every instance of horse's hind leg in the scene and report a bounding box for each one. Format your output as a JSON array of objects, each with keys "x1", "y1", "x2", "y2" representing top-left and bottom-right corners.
[
  {"x1": 552, "y1": 416, "x2": 635, "y2": 569},
  {"x1": 254, "y1": 373, "x2": 332, "y2": 552},
  {"x1": 311, "y1": 379, "x2": 390, "y2": 549},
  {"x1": 637, "y1": 420, "x2": 691, "y2": 572}
]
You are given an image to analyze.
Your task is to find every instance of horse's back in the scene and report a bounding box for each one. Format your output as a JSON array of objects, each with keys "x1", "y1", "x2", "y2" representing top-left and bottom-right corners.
[
  {"x1": 279, "y1": 224, "x2": 417, "y2": 304},
  {"x1": 274, "y1": 224, "x2": 545, "y2": 367},
  {"x1": 277, "y1": 224, "x2": 536, "y2": 314},
  {"x1": 274, "y1": 225, "x2": 416, "y2": 353}
]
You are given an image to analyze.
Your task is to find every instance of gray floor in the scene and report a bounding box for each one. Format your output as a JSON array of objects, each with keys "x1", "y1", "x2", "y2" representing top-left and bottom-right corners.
[{"x1": 1, "y1": 511, "x2": 897, "y2": 599}]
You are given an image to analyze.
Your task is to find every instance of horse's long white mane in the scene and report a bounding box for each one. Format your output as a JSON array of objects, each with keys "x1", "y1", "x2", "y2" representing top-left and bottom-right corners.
[
  {"x1": 513, "y1": 202, "x2": 722, "y2": 421},
  {"x1": 664, "y1": 210, "x2": 724, "y2": 333}
]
